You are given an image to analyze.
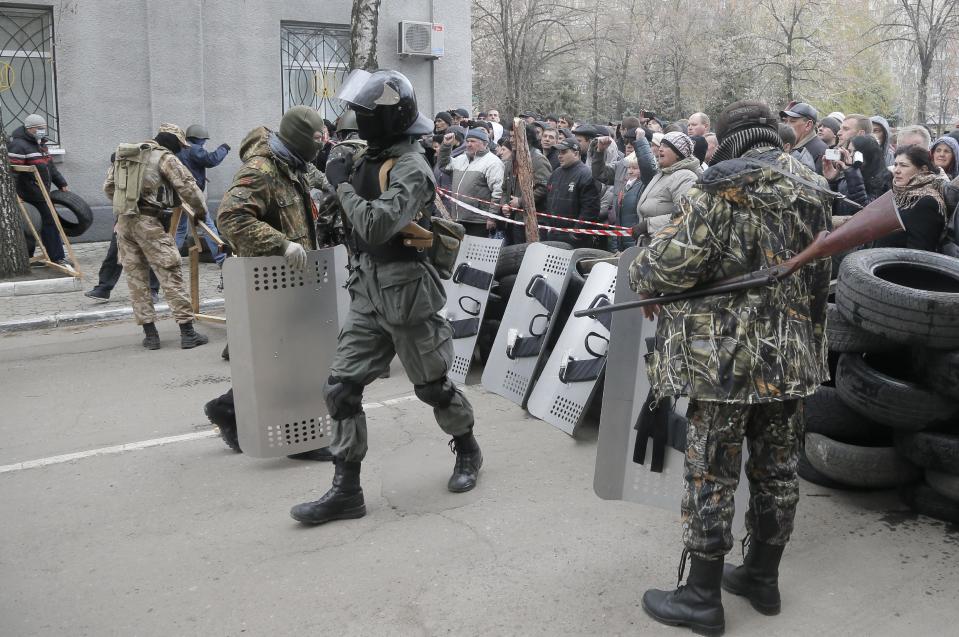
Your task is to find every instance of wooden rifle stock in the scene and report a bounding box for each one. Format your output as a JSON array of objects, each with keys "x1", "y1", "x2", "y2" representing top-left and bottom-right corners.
[{"x1": 575, "y1": 191, "x2": 900, "y2": 318}]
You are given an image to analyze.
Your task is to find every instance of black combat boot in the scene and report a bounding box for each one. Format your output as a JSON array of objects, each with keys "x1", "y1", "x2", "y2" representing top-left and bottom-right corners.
[
  {"x1": 204, "y1": 389, "x2": 240, "y2": 453},
  {"x1": 642, "y1": 551, "x2": 725, "y2": 636},
  {"x1": 290, "y1": 459, "x2": 366, "y2": 524},
  {"x1": 142, "y1": 322, "x2": 160, "y2": 350},
  {"x1": 179, "y1": 321, "x2": 209, "y2": 349},
  {"x1": 722, "y1": 538, "x2": 785, "y2": 615},
  {"x1": 447, "y1": 431, "x2": 483, "y2": 493}
]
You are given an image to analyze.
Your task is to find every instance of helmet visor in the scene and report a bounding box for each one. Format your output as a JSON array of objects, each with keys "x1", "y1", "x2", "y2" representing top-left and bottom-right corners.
[{"x1": 335, "y1": 69, "x2": 401, "y2": 112}]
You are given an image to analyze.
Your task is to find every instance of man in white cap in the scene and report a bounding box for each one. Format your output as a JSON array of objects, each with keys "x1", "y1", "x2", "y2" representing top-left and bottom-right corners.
[{"x1": 8, "y1": 113, "x2": 70, "y2": 264}]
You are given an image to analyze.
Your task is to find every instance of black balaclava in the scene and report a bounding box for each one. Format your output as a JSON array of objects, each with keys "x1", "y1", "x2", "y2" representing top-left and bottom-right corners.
[{"x1": 155, "y1": 132, "x2": 182, "y2": 154}]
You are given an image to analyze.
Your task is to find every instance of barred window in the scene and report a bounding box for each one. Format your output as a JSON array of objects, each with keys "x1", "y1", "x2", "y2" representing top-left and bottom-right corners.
[
  {"x1": 0, "y1": 5, "x2": 59, "y2": 143},
  {"x1": 281, "y1": 22, "x2": 350, "y2": 123}
]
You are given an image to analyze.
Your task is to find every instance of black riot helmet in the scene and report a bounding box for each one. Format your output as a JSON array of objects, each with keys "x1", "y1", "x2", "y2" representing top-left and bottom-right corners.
[{"x1": 335, "y1": 69, "x2": 432, "y2": 141}]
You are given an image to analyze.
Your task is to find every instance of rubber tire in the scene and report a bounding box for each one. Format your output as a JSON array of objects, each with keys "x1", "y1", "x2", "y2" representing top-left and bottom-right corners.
[
  {"x1": 924, "y1": 350, "x2": 959, "y2": 402},
  {"x1": 494, "y1": 240, "x2": 572, "y2": 279},
  {"x1": 900, "y1": 482, "x2": 959, "y2": 523},
  {"x1": 925, "y1": 470, "x2": 959, "y2": 502},
  {"x1": 484, "y1": 293, "x2": 505, "y2": 321},
  {"x1": 565, "y1": 247, "x2": 613, "y2": 300},
  {"x1": 805, "y1": 432, "x2": 920, "y2": 489},
  {"x1": 49, "y1": 190, "x2": 93, "y2": 237},
  {"x1": 826, "y1": 303, "x2": 897, "y2": 353},
  {"x1": 895, "y1": 432, "x2": 959, "y2": 475},
  {"x1": 836, "y1": 353, "x2": 959, "y2": 431},
  {"x1": 798, "y1": 449, "x2": 859, "y2": 490},
  {"x1": 805, "y1": 385, "x2": 890, "y2": 445},
  {"x1": 836, "y1": 248, "x2": 959, "y2": 349},
  {"x1": 497, "y1": 274, "x2": 517, "y2": 301}
]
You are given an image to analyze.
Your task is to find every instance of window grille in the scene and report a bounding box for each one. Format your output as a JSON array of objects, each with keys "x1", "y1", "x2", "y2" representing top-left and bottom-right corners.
[
  {"x1": 281, "y1": 22, "x2": 350, "y2": 123},
  {"x1": 0, "y1": 5, "x2": 59, "y2": 143}
]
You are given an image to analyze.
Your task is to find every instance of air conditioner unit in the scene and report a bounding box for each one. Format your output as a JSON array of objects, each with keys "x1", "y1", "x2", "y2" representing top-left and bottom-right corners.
[{"x1": 398, "y1": 20, "x2": 444, "y2": 58}]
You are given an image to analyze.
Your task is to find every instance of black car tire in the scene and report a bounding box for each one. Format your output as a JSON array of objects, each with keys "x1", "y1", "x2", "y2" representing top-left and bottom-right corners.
[
  {"x1": 925, "y1": 470, "x2": 959, "y2": 502},
  {"x1": 49, "y1": 190, "x2": 94, "y2": 237},
  {"x1": 836, "y1": 248, "x2": 959, "y2": 349},
  {"x1": 826, "y1": 303, "x2": 897, "y2": 353},
  {"x1": 805, "y1": 432, "x2": 920, "y2": 489},
  {"x1": 494, "y1": 241, "x2": 572, "y2": 279},
  {"x1": 805, "y1": 385, "x2": 890, "y2": 445},
  {"x1": 895, "y1": 432, "x2": 959, "y2": 475},
  {"x1": 925, "y1": 350, "x2": 959, "y2": 402},
  {"x1": 899, "y1": 482, "x2": 959, "y2": 524},
  {"x1": 836, "y1": 353, "x2": 959, "y2": 431}
]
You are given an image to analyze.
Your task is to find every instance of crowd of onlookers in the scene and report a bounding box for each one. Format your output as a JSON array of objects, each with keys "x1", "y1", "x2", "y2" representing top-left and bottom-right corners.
[{"x1": 407, "y1": 103, "x2": 959, "y2": 254}]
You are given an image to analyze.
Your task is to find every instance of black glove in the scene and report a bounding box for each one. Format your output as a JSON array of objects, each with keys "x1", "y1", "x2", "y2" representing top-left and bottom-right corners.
[{"x1": 325, "y1": 154, "x2": 353, "y2": 189}]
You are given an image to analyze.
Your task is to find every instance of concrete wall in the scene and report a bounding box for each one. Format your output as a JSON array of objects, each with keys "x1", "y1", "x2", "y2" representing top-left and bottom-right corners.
[{"x1": 6, "y1": 0, "x2": 472, "y2": 225}]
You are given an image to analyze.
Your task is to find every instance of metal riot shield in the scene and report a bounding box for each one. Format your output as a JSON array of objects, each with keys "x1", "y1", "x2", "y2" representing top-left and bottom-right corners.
[
  {"x1": 223, "y1": 249, "x2": 340, "y2": 458},
  {"x1": 481, "y1": 243, "x2": 573, "y2": 407},
  {"x1": 527, "y1": 262, "x2": 617, "y2": 436},
  {"x1": 593, "y1": 246, "x2": 748, "y2": 533},
  {"x1": 332, "y1": 244, "x2": 350, "y2": 329},
  {"x1": 441, "y1": 236, "x2": 503, "y2": 385}
]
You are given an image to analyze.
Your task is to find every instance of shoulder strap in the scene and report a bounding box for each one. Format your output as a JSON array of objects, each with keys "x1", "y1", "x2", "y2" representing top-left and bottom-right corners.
[{"x1": 378, "y1": 157, "x2": 397, "y2": 192}]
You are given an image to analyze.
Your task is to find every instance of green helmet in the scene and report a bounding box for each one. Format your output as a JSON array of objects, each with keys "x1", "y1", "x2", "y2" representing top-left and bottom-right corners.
[
  {"x1": 185, "y1": 124, "x2": 209, "y2": 140},
  {"x1": 335, "y1": 110, "x2": 358, "y2": 133}
]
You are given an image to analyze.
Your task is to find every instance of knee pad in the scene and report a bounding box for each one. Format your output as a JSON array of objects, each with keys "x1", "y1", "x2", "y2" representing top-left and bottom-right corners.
[
  {"x1": 414, "y1": 377, "x2": 456, "y2": 409},
  {"x1": 323, "y1": 376, "x2": 364, "y2": 420}
]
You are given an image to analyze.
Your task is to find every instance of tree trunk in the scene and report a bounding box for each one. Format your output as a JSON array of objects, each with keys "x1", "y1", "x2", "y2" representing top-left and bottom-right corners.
[
  {"x1": 350, "y1": 0, "x2": 381, "y2": 71},
  {"x1": 917, "y1": 61, "x2": 931, "y2": 126},
  {"x1": 0, "y1": 111, "x2": 29, "y2": 278}
]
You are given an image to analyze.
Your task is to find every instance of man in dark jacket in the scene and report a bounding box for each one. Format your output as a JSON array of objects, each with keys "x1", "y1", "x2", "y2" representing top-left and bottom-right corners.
[
  {"x1": 8, "y1": 113, "x2": 69, "y2": 264},
  {"x1": 544, "y1": 137, "x2": 601, "y2": 248},
  {"x1": 780, "y1": 103, "x2": 826, "y2": 172},
  {"x1": 174, "y1": 124, "x2": 230, "y2": 264}
]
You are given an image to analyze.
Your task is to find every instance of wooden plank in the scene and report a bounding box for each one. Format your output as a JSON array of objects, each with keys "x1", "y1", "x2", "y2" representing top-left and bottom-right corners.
[
  {"x1": 512, "y1": 117, "x2": 540, "y2": 243},
  {"x1": 31, "y1": 168, "x2": 81, "y2": 277}
]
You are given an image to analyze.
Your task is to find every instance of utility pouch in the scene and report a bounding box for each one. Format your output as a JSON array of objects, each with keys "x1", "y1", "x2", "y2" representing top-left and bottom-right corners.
[
  {"x1": 428, "y1": 217, "x2": 465, "y2": 279},
  {"x1": 112, "y1": 143, "x2": 153, "y2": 216}
]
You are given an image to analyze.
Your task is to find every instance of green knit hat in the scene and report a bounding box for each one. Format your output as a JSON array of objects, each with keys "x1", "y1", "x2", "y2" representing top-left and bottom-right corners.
[{"x1": 279, "y1": 105, "x2": 324, "y2": 162}]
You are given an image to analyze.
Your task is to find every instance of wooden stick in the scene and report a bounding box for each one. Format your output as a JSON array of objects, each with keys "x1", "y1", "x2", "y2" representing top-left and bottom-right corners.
[
  {"x1": 168, "y1": 207, "x2": 182, "y2": 239},
  {"x1": 433, "y1": 192, "x2": 453, "y2": 221},
  {"x1": 29, "y1": 168, "x2": 81, "y2": 277},
  {"x1": 512, "y1": 117, "x2": 540, "y2": 243},
  {"x1": 17, "y1": 196, "x2": 48, "y2": 261},
  {"x1": 188, "y1": 215, "x2": 201, "y2": 312}
]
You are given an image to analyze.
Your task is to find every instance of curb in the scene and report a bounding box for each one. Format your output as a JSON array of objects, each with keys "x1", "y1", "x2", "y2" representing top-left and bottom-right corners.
[
  {"x1": 0, "y1": 277, "x2": 82, "y2": 297},
  {"x1": 0, "y1": 298, "x2": 225, "y2": 334}
]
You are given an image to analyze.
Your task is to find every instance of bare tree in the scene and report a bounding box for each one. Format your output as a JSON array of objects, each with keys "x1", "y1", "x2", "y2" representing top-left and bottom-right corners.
[
  {"x1": 754, "y1": 0, "x2": 828, "y2": 103},
  {"x1": 0, "y1": 112, "x2": 29, "y2": 278},
  {"x1": 870, "y1": 0, "x2": 959, "y2": 124},
  {"x1": 472, "y1": 0, "x2": 589, "y2": 118},
  {"x1": 350, "y1": 0, "x2": 381, "y2": 71}
]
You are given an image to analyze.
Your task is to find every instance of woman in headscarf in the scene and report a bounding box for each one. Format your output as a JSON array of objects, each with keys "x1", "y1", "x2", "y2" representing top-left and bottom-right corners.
[
  {"x1": 874, "y1": 145, "x2": 948, "y2": 252},
  {"x1": 931, "y1": 135, "x2": 959, "y2": 181}
]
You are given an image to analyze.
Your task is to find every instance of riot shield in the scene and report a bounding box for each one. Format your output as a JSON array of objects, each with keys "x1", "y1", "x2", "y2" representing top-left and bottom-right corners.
[
  {"x1": 441, "y1": 236, "x2": 503, "y2": 385},
  {"x1": 481, "y1": 243, "x2": 573, "y2": 407},
  {"x1": 223, "y1": 249, "x2": 340, "y2": 458},
  {"x1": 593, "y1": 246, "x2": 748, "y2": 533},
  {"x1": 527, "y1": 261, "x2": 617, "y2": 436}
]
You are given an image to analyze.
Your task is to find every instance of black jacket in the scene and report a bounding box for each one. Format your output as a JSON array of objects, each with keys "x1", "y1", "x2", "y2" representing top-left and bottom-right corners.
[
  {"x1": 828, "y1": 166, "x2": 870, "y2": 216},
  {"x1": 544, "y1": 161, "x2": 601, "y2": 246},
  {"x1": 8, "y1": 125, "x2": 67, "y2": 201}
]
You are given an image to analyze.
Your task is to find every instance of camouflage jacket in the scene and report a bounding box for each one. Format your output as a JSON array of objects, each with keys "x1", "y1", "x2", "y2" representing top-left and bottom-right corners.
[
  {"x1": 216, "y1": 127, "x2": 319, "y2": 256},
  {"x1": 103, "y1": 142, "x2": 207, "y2": 217},
  {"x1": 629, "y1": 147, "x2": 832, "y2": 403}
]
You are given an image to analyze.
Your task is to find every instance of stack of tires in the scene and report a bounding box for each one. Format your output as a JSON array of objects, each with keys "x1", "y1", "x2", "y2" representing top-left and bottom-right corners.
[
  {"x1": 479, "y1": 241, "x2": 612, "y2": 362},
  {"x1": 802, "y1": 248, "x2": 959, "y2": 524}
]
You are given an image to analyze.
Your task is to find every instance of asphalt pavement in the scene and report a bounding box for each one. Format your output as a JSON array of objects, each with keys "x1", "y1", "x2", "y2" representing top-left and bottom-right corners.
[{"x1": 0, "y1": 322, "x2": 956, "y2": 636}]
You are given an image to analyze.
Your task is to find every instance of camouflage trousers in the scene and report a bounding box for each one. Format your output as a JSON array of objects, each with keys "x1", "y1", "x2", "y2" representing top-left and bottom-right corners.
[
  {"x1": 328, "y1": 308, "x2": 474, "y2": 462},
  {"x1": 682, "y1": 398, "x2": 803, "y2": 560},
  {"x1": 116, "y1": 214, "x2": 194, "y2": 325}
]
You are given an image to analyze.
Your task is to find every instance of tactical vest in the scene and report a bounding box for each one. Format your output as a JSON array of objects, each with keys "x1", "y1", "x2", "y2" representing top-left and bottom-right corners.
[{"x1": 349, "y1": 154, "x2": 429, "y2": 262}]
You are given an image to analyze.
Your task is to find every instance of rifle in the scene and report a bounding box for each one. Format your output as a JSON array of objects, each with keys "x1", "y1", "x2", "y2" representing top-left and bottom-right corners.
[{"x1": 575, "y1": 190, "x2": 900, "y2": 319}]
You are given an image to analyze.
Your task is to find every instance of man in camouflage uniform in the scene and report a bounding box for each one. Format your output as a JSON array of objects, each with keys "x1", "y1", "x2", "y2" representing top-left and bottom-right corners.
[
  {"x1": 630, "y1": 101, "x2": 831, "y2": 635},
  {"x1": 103, "y1": 123, "x2": 209, "y2": 350},
  {"x1": 290, "y1": 69, "x2": 481, "y2": 526},
  {"x1": 205, "y1": 106, "x2": 335, "y2": 461}
]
